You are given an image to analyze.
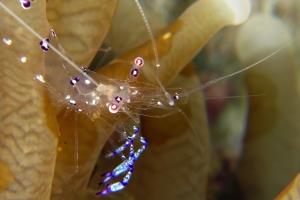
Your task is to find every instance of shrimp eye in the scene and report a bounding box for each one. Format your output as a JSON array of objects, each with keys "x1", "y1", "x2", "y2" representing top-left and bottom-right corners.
[
  {"x1": 134, "y1": 57, "x2": 144, "y2": 67},
  {"x1": 109, "y1": 104, "x2": 119, "y2": 114}
]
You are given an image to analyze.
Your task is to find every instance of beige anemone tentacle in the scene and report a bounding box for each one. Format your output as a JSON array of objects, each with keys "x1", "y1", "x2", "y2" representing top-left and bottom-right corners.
[
  {"x1": 235, "y1": 13, "x2": 300, "y2": 200},
  {"x1": 102, "y1": 0, "x2": 251, "y2": 85},
  {"x1": 46, "y1": 0, "x2": 119, "y2": 67},
  {"x1": 0, "y1": 1, "x2": 58, "y2": 199}
]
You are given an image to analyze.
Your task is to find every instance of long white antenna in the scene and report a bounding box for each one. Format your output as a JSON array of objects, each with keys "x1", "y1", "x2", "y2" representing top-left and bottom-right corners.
[
  {"x1": 134, "y1": 0, "x2": 160, "y2": 68},
  {"x1": 188, "y1": 36, "x2": 299, "y2": 96},
  {"x1": 134, "y1": 0, "x2": 175, "y2": 106}
]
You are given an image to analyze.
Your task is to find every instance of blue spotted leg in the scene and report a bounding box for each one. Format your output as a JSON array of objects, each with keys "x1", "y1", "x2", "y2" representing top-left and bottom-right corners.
[{"x1": 96, "y1": 126, "x2": 148, "y2": 196}]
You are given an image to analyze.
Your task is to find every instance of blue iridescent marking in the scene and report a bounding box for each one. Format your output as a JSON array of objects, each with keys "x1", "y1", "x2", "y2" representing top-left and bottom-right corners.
[{"x1": 96, "y1": 126, "x2": 147, "y2": 196}]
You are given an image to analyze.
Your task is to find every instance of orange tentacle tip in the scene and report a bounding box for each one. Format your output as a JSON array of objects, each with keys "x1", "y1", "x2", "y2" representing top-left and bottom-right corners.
[{"x1": 275, "y1": 173, "x2": 300, "y2": 200}]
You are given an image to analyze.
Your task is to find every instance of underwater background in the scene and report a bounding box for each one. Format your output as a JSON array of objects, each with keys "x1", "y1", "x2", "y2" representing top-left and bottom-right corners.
[{"x1": 1, "y1": 0, "x2": 300, "y2": 199}]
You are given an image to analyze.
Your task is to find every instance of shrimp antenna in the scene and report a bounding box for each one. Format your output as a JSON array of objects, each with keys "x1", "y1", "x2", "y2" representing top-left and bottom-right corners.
[
  {"x1": 134, "y1": 0, "x2": 160, "y2": 68},
  {"x1": 134, "y1": 0, "x2": 175, "y2": 106},
  {"x1": 188, "y1": 35, "x2": 300, "y2": 96}
]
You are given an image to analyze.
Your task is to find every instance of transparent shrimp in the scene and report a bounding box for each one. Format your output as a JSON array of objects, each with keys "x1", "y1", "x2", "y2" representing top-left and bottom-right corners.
[{"x1": 0, "y1": 0, "x2": 206, "y2": 197}]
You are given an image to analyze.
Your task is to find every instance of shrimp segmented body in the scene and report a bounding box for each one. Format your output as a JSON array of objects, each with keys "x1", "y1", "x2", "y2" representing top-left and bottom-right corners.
[{"x1": 0, "y1": 0, "x2": 194, "y2": 197}]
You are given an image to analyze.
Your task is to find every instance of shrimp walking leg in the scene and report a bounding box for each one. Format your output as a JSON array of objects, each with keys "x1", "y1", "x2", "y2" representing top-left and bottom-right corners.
[{"x1": 96, "y1": 126, "x2": 148, "y2": 196}]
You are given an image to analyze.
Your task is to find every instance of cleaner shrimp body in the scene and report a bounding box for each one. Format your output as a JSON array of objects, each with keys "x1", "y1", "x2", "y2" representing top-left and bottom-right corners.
[{"x1": 0, "y1": 0, "x2": 195, "y2": 197}]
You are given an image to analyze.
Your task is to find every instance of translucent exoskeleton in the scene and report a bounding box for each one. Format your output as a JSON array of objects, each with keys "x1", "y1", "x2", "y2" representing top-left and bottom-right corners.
[
  {"x1": 0, "y1": 0, "x2": 202, "y2": 197},
  {"x1": 1, "y1": 0, "x2": 300, "y2": 199}
]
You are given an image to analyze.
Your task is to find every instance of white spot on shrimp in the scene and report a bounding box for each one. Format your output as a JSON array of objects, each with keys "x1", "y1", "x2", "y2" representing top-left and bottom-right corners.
[
  {"x1": 69, "y1": 99, "x2": 76, "y2": 105},
  {"x1": 2, "y1": 38, "x2": 12, "y2": 45},
  {"x1": 35, "y1": 74, "x2": 45, "y2": 83},
  {"x1": 20, "y1": 56, "x2": 27, "y2": 63}
]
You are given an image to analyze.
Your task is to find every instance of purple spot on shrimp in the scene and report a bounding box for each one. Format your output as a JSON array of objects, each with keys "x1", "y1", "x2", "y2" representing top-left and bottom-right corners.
[
  {"x1": 98, "y1": 180, "x2": 104, "y2": 185},
  {"x1": 129, "y1": 152, "x2": 134, "y2": 157},
  {"x1": 70, "y1": 79, "x2": 76, "y2": 85},
  {"x1": 50, "y1": 28, "x2": 57, "y2": 36},
  {"x1": 39, "y1": 38, "x2": 50, "y2": 52},
  {"x1": 130, "y1": 68, "x2": 139, "y2": 78},
  {"x1": 115, "y1": 96, "x2": 122, "y2": 103},
  {"x1": 20, "y1": 0, "x2": 31, "y2": 9},
  {"x1": 82, "y1": 67, "x2": 87, "y2": 74},
  {"x1": 101, "y1": 172, "x2": 109, "y2": 177}
]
